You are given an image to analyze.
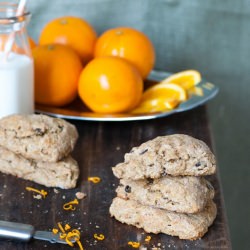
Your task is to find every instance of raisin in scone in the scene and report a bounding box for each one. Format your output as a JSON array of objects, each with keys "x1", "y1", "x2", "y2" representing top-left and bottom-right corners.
[
  {"x1": 116, "y1": 176, "x2": 214, "y2": 213},
  {"x1": 0, "y1": 146, "x2": 79, "y2": 189},
  {"x1": 113, "y1": 134, "x2": 216, "y2": 179},
  {"x1": 110, "y1": 197, "x2": 217, "y2": 240},
  {"x1": 0, "y1": 114, "x2": 78, "y2": 162}
]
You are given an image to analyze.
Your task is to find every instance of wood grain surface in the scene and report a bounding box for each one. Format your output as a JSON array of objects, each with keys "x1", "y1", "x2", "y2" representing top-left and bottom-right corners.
[{"x1": 0, "y1": 106, "x2": 231, "y2": 249}]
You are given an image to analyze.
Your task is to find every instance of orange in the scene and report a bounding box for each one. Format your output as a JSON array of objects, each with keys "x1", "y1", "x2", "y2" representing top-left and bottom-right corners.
[
  {"x1": 160, "y1": 70, "x2": 201, "y2": 90},
  {"x1": 29, "y1": 37, "x2": 37, "y2": 49},
  {"x1": 33, "y1": 44, "x2": 83, "y2": 106},
  {"x1": 78, "y1": 56, "x2": 143, "y2": 113},
  {"x1": 131, "y1": 98, "x2": 180, "y2": 114},
  {"x1": 94, "y1": 27, "x2": 155, "y2": 79},
  {"x1": 39, "y1": 16, "x2": 97, "y2": 64},
  {"x1": 142, "y1": 82, "x2": 187, "y2": 102},
  {"x1": 131, "y1": 83, "x2": 187, "y2": 114}
]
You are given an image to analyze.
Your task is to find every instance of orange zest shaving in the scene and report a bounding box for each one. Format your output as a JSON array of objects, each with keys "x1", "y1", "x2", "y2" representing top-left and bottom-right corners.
[
  {"x1": 94, "y1": 233, "x2": 105, "y2": 241},
  {"x1": 145, "y1": 235, "x2": 151, "y2": 242},
  {"x1": 66, "y1": 231, "x2": 81, "y2": 246},
  {"x1": 25, "y1": 187, "x2": 48, "y2": 198},
  {"x1": 65, "y1": 224, "x2": 71, "y2": 230},
  {"x1": 52, "y1": 228, "x2": 58, "y2": 234},
  {"x1": 57, "y1": 222, "x2": 65, "y2": 233},
  {"x1": 53, "y1": 222, "x2": 84, "y2": 250},
  {"x1": 76, "y1": 240, "x2": 84, "y2": 250},
  {"x1": 128, "y1": 241, "x2": 140, "y2": 248},
  {"x1": 63, "y1": 198, "x2": 79, "y2": 210},
  {"x1": 88, "y1": 177, "x2": 101, "y2": 183}
]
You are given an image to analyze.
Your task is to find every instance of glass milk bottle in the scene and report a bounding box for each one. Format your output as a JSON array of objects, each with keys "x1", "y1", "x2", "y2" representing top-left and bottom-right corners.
[{"x1": 0, "y1": 2, "x2": 34, "y2": 119}]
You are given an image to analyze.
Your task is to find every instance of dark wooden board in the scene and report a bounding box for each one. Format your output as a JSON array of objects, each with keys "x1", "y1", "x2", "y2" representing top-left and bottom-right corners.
[{"x1": 0, "y1": 106, "x2": 231, "y2": 249}]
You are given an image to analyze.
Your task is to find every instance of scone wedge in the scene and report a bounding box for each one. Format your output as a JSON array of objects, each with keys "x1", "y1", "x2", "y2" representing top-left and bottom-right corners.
[
  {"x1": 116, "y1": 176, "x2": 214, "y2": 213},
  {"x1": 110, "y1": 197, "x2": 217, "y2": 240},
  {"x1": 113, "y1": 134, "x2": 216, "y2": 179},
  {"x1": 0, "y1": 146, "x2": 79, "y2": 189},
  {"x1": 0, "y1": 114, "x2": 78, "y2": 162}
]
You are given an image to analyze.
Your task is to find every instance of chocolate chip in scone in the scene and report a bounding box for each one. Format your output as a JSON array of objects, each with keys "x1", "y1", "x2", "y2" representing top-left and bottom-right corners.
[
  {"x1": 139, "y1": 148, "x2": 148, "y2": 155},
  {"x1": 195, "y1": 162, "x2": 201, "y2": 167},
  {"x1": 206, "y1": 181, "x2": 214, "y2": 191},
  {"x1": 161, "y1": 167, "x2": 167, "y2": 176},
  {"x1": 147, "y1": 178, "x2": 154, "y2": 185},
  {"x1": 34, "y1": 128, "x2": 44, "y2": 136},
  {"x1": 58, "y1": 125, "x2": 64, "y2": 132},
  {"x1": 125, "y1": 185, "x2": 131, "y2": 193}
]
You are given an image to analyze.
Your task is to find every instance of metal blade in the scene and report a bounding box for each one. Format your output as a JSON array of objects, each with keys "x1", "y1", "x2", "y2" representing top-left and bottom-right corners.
[{"x1": 33, "y1": 230, "x2": 73, "y2": 245}]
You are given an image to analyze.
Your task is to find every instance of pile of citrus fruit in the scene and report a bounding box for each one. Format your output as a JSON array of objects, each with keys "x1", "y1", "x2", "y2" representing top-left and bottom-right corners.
[{"x1": 31, "y1": 16, "x2": 202, "y2": 114}]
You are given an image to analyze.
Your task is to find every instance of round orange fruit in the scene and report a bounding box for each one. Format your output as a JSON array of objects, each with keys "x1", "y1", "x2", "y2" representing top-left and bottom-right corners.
[
  {"x1": 33, "y1": 44, "x2": 83, "y2": 106},
  {"x1": 94, "y1": 27, "x2": 155, "y2": 79},
  {"x1": 78, "y1": 56, "x2": 143, "y2": 113},
  {"x1": 29, "y1": 37, "x2": 37, "y2": 49},
  {"x1": 39, "y1": 16, "x2": 97, "y2": 64}
]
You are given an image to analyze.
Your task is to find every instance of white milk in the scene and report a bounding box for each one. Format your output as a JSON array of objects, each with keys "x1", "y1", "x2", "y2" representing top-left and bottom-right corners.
[{"x1": 0, "y1": 52, "x2": 34, "y2": 119}]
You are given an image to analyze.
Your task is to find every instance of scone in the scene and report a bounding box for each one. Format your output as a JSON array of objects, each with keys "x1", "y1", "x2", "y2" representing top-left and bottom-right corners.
[
  {"x1": 113, "y1": 134, "x2": 216, "y2": 179},
  {"x1": 0, "y1": 146, "x2": 79, "y2": 189},
  {"x1": 0, "y1": 114, "x2": 78, "y2": 162},
  {"x1": 110, "y1": 197, "x2": 217, "y2": 240},
  {"x1": 116, "y1": 176, "x2": 214, "y2": 213}
]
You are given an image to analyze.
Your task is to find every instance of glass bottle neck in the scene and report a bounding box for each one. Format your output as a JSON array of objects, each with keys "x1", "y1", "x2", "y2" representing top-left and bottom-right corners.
[{"x1": 0, "y1": 3, "x2": 31, "y2": 33}]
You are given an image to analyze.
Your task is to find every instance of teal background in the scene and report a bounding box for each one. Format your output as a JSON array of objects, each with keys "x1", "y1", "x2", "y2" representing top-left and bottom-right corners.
[{"x1": 27, "y1": 1, "x2": 250, "y2": 249}]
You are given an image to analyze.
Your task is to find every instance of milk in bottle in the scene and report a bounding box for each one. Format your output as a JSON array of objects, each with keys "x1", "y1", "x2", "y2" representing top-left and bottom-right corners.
[{"x1": 0, "y1": 3, "x2": 34, "y2": 119}]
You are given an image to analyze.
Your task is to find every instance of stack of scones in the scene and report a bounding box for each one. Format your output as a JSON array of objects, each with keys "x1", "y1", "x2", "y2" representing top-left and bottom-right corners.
[
  {"x1": 0, "y1": 114, "x2": 79, "y2": 189},
  {"x1": 110, "y1": 134, "x2": 217, "y2": 240}
]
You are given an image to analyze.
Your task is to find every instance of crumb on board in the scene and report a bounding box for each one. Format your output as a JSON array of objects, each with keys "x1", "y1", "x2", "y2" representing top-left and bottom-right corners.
[
  {"x1": 53, "y1": 188, "x2": 59, "y2": 194},
  {"x1": 75, "y1": 192, "x2": 87, "y2": 199},
  {"x1": 33, "y1": 194, "x2": 42, "y2": 200}
]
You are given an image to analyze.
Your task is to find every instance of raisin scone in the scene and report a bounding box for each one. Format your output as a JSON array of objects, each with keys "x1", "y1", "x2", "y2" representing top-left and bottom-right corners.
[
  {"x1": 113, "y1": 134, "x2": 216, "y2": 179},
  {"x1": 0, "y1": 114, "x2": 78, "y2": 162},
  {"x1": 110, "y1": 197, "x2": 217, "y2": 240},
  {"x1": 116, "y1": 176, "x2": 214, "y2": 213},
  {"x1": 0, "y1": 146, "x2": 79, "y2": 189}
]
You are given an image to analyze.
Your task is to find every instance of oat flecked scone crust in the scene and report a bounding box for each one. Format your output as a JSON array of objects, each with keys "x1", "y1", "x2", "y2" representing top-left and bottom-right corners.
[
  {"x1": 110, "y1": 197, "x2": 217, "y2": 240},
  {"x1": 116, "y1": 176, "x2": 215, "y2": 213},
  {"x1": 113, "y1": 134, "x2": 216, "y2": 179},
  {"x1": 0, "y1": 146, "x2": 79, "y2": 189},
  {"x1": 0, "y1": 114, "x2": 78, "y2": 162}
]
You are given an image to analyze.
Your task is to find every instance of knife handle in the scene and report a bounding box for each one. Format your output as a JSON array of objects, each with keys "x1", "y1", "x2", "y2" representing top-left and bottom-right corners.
[{"x1": 0, "y1": 220, "x2": 34, "y2": 242}]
